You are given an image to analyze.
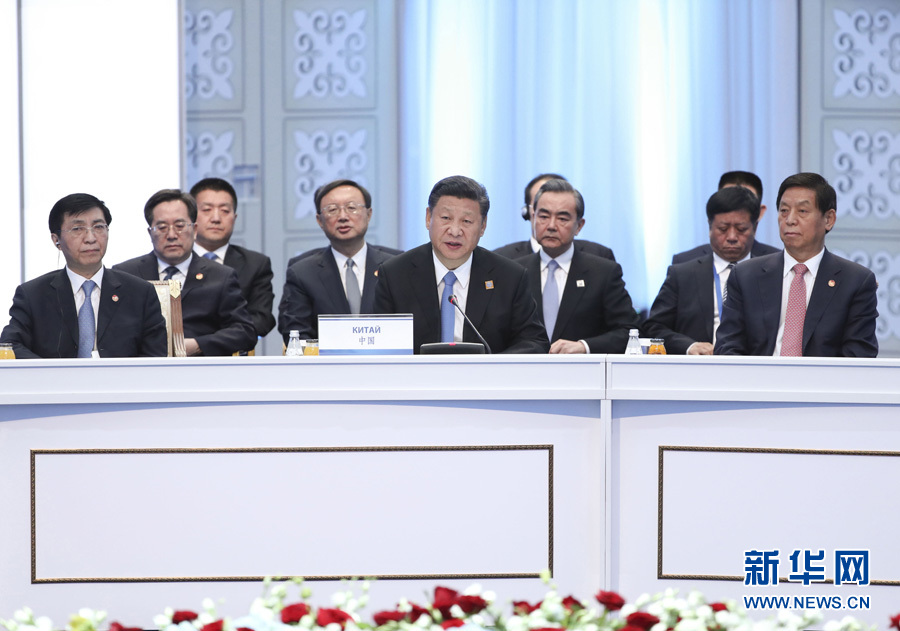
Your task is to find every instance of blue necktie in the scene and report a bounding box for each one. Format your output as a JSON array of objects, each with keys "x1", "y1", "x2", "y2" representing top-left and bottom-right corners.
[
  {"x1": 440, "y1": 271, "x2": 457, "y2": 343},
  {"x1": 543, "y1": 259, "x2": 560, "y2": 339},
  {"x1": 203, "y1": 252, "x2": 218, "y2": 261},
  {"x1": 77, "y1": 279, "x2": 96, "y2": 358},
  {"x1": 163, "y1": 266, "x2": 179, "y2": 280}
]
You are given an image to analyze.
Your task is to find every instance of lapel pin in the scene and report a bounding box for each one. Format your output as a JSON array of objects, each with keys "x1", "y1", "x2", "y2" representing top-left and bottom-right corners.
[
  {"x1": 485, "y1": 280, "x2": 494, "y2": 290},
  {"x1": 828, "y1": 279, "x2": 836, "y2": 287},
  {"x1": 374, "y1": 270, "x2": 378, "y2": 277},
  {"x1": 195, "y1": 273, "x2": 204, "y2": 280},
  {"x1": 576, "y1": 279, "x2": 585, "y2": 287},
  {"x1": 111, "y1": 295, "x2": 119, "y2": 302}
]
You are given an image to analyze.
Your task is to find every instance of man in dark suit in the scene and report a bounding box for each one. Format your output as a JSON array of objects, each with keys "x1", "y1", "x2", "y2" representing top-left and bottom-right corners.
[
  {"x1": 672, "y1": 170, "x2": 779, "y2": 264},
  {"x1": 493, "y1": 173, "x2": 616, "y2": 261},
  {"x1": 374, "y1": 175, "x2": 549, "y2": 354},
  {"x1": 189, "y1": 177, "x2": 275, "y2": 339},
  {"x1": 715, "y1": 173, "x2": 878, "y2": 357},
  {"x1": 114, "y1": 189, "x2": 256, "y2": 356},
  {"x1": 645, "y1": 186, "x2": 769, "y2": 354},
  {"x1": 286, "y1": 244, "x2": 403, "y2": 270},
  {"x1": 278, "y1": 179, "x2": 398, "y2": 342},
  {"x1": 1, "y1": 193, "x2": 167, "y2": 358},
  {"x1": 517, "y1": 178, "x2": 637, "y2": 353}
]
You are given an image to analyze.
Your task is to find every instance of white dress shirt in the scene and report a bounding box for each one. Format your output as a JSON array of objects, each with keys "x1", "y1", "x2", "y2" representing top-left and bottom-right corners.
[
  {"x1": 773, "y1": 248, "x2": 824, "y2": 356},
  {"x1": 432, "y1": 250, "x2": 473, "y2": 342},
  {"x1": 193, "y1": 243, "x2": 228, "y2": 263},
  {"x1": 539, "y1": 244, "x2": 589, "y2": 353},
  {"x1": 156, "y1": 257, "x2": 191, "y2": 284}
]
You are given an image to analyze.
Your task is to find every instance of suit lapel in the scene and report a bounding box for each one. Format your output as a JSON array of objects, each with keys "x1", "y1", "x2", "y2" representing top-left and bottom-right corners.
[
  {"x1": 554, "y1": 251, "x2": 586, "y2": 338},
  {"x1": 361, "y1": 247, "x2": 387, "y2": 313},
  {"x1": 410, "y1": 246, "x2": 440, "y2": 341},
  {"x1": 96, "y1": 268, "x2": 120, "y2": 342},
  {"x1": 525, "y1": 255, "x2": 543, "y2": 321},
  {"x1": 803, "y1": 250, "x2": 839, "y2": 352},
  {"x1": 319, "y1": 248, "x2": 350, "y2": 312},
  {"x1": 182, "y1": 254, "x2": 204, "y2": 299},
  {"x1": 50, "y1": 270, "x2": 79, "y2": 349},
  {"x1": 465, "y1": 249, "x2": 493, "y2": 337},
  {"x1": 757, "y1": 253, "x2": 785, "y2": 352},
  {"x1": 696, "y1": 256, "x2": 715, "y2": 340},
  {"x1": 139, "y1": 253, "x2": 159, "y2": 281}
]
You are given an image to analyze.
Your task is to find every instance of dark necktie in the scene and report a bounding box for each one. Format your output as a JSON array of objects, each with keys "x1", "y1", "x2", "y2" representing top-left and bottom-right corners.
[
  {"x1": 722, "y1": 262, "x2": 735, "y2": 303},
  {"x1": 77, "y1": 280, "x2": 96, "y2": 358},
  {"x1": 345, "y1": 259, "x2": 362, "y2": 315},
  {"x1": 163, "y1": 266, "x2": 179, "y2": 280},
  {"x1": 440, "y1": 271, "x2": 457, "y2": 342}
]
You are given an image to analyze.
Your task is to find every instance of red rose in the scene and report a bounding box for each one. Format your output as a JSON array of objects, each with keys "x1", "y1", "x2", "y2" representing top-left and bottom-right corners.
[
  {"x1": 619, "y1": 626, "x2": 648, "y2": 631},
  {"x1": 595, "y1": 591, "x2": 625, "y2": 612},
  {"x1": 710, "y1": 603, "x2": 727, "y2": 613},
  {"x1": 373, "y1": 611, "x2": 407, "y2": 626},
  {"x1": 456, "y1": 595, "x2": 487, "y2": 614},
  {"x1": 562, "y1": 596, "x2": 584, "y2": 611},
  {"x1": 109, "y1": 623, "x2": 142, "y2": 631},
  {"x1": 513, "y1": 601, "x2": 542, "y2": 615},
  {"x1": 626, "y1": 612, "x2": 661, "y2": 631},
  {"x1": 408, "y1": 603, "x2": 430, "y2": 623},
  {"x1": 200, "y1": 621, "x2": 223, "y2": 631},
  {"x1": 317, "y1": 608, "x2": 353, "y2": 628},
  {"x1": 236, "y1": 628, "x2": 255, "y2": 631},
  {"x1": 441, "y1": 621, "x2": 465, "y2": 629},
  {"x1": 281, "y1": 603, "x2": 312, "y2": 624},
  {"x1": 890, "y1": 614, "x2": 900, "y2": 631},
  {"x1": 172, "y1": 612, "x2": 199, "y2": 624},
  {"x1": 531, "y1": 628, "x2": 565, "y2": 631},
  {"x1": 433, "y1": 587, "x2": 460, "y2": 618}
]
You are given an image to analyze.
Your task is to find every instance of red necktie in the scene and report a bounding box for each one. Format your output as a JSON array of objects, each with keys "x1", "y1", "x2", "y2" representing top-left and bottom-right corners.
[{"x1": 780, "y1": 263, "x2": 808, "y2": 356}]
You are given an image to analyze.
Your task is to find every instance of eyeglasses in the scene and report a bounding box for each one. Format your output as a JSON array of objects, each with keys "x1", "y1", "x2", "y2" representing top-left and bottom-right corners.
[
  {"x1": 63, "y1": 224, "x2": 109, "y2": 238},
  {"x1": 320, "y1": 203, "x2": 368, "y2": 218},
  {"x1": 149, "y1": 221, "x2": 192, "y2": 236}
]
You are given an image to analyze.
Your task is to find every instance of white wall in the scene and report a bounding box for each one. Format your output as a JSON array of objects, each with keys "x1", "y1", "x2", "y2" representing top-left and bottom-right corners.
[{"x1": 0, "y1": 2, "x2": 22, "y2": 313}]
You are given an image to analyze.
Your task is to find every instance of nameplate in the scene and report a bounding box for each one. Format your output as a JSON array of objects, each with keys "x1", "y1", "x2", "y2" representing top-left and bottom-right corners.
[{"x1": 318, "y1": 314, "x2": 414, "y2": 355}]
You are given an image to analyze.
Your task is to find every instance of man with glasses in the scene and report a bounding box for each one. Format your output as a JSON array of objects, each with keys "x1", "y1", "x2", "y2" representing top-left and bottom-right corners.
[
  {"x1": 1, "y1": 193, "x2": 167, "y2": 358},
  {"x1": 114, "y1": 189, "x2": 256, "y2": 356},
  {"x1": 278, "y1": 179, "x2": 398, "y2": 343}
]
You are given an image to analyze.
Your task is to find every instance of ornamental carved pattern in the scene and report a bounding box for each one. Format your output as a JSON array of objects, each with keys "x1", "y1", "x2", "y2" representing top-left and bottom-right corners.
[
  {"x1": 186, "y1": 131, "x2": 235, "y2": 186},
  {"x1": 292, "y1": 129, "x2": 368, "y2": 219},
  {"x1": 831, "y1": 249, "x2": 900, "y2": 340},
  {"x1": 292, "y1": 9, "x2": 368, "y2": 99},
  {"x1": 832, "y1": 9, "x2": 900, "y2": 99},
  {"x1": 185, "y1": 8, "x2": 236, "y2": 101},
  {"x1": 831, "y1": 129, "x2": 900, "y2": 218}
]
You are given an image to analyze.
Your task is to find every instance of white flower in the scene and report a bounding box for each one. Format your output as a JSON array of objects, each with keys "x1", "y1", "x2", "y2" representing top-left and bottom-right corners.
[
  {"x1": 35, "y1": 619, "x2": 52, "y2": 631},
  {"x1": 397, "y1": 599, "x2": 412, "y2": 614},
  {"x1": 153, "y1": 615, "x2": 171, "y2": 628},
  {"x1": 463, "y1": 585, "x2": 482, "y2": 596},
  {"x1": 481, "y1": 591, "x2": 496, "y2": 604},
  {"x1": 449, "y1": 605, "x2": 464, "y2": 619},
  {"x1": 332, "y1": 592, "x2": 348, "y2": 608},
  {"x1": 505, "y1": 616, "x2": 526, "y2": 631},
  {"x1": 14, "y1": 610, "x2": 33, "y2": 624},
  {"x1": 325, "y1": 623, "x2": 342, "y2": 631}
]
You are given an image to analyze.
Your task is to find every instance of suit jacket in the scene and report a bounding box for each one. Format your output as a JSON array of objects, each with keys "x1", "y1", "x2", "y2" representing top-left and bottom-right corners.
[
  {"x1": 714, "y1": 249, "x2": 878, "y2": 357},
  {"x1": 286, "y1": 244, "x2": 403, "y2": 270},
  {"x1": 278, "y1": 245, "x2": 397, "y2": 342},
  {"x1": 114, "y1": 253, "x2": 257, "y2": 356},
  {"x1": 671, "y1": 239, "x2": 779, "y2": 264},
  {"x1": 0, "y1": 267, "x2": 167, "y2": 358},
  {"x1": 374, "y1": 244, "x2": 550, "y2": 354},
  {"x1": 518, "y1": 250, "x2": 638, "y2": 353},
  {"x1": 494, "y1": 239, "x2": 616, "y2": 262},
  {"x1": 222, "y1": 244, "x2": 275, "y2": 338}
]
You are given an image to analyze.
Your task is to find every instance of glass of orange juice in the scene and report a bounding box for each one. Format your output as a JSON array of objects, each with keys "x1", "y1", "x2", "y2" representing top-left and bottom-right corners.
[
  {"x1": 648, "y1": 338, "x2": 667, "y2": 355},
  {"x1": 0, "y1": 342, "x2": 15, "y2": 360},
  {"x1": 303, "y1": 339, "x2": 319, "y2": 356}
]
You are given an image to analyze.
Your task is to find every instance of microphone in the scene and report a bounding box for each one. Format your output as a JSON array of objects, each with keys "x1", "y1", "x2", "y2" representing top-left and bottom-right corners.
[{"x1": 449, "y1": 295, "x2": 492, "y2": 354}]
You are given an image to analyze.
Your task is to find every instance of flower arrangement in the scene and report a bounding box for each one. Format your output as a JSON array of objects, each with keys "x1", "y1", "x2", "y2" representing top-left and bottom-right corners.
[{"x1": 2, "y1": 575, "x2": 896, "y2": 631}]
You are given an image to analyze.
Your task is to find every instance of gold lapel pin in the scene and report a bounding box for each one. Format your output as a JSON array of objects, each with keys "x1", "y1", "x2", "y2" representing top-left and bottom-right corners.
[
  {"x1": 111, "y1": 294, "x2": 119, "y2": 302},
  {"x1": 828, "y1": 279, "x2": 836, "y2": 287},
  {"x1": 485, "y1": 280, "x2": 494, "y2": 290},
  {"x1": 374, "y1": 270, "x2": 378, "y2": 277},
  {"x1": 195, "y1": 273, "x2": 204, "y2": 280}
]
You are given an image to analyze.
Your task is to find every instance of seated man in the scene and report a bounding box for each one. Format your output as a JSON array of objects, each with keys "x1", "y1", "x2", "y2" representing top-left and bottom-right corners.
[
  {"x1": 278, "y1": 179, "x2": 398, "y2": 342},
  {"x1": 1, "y1": 193, "x2": 167, "y2": 358},
  {"x1": 114, "y1": 189, "x2": 257, "y2": 356},
  {"x1": 715, "y1": 173, "x2": 878, "y2": 357},
  {"x1": 672, "y1": 170, "x2": 779, "y2": 263},
  {"x1": 375, "y1": 175, "x2": 549, "y2": 354},
  {"x1": 190, "y1": 177, "x2": 276, "y2": 339},
  {"x1": 644, "y1": 186, "x2": 767, "y2": 354},
  {"x1": 494, "y1": 173, "x2": 615, "y2": 261},
  {"x1": 517, "y1": 179, "x2": 638, "y2": 353}
]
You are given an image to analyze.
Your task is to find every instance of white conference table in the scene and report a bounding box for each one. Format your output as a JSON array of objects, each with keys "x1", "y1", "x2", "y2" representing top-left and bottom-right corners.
[{"x1": 0, "y1": 355, "x2": 896, "y2": 625}]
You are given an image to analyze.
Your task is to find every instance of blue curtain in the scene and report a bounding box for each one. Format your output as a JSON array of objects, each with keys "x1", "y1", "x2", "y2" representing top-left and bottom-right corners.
[{"x1": 398, "y1": 0, "x2": 798, "y2": 312}]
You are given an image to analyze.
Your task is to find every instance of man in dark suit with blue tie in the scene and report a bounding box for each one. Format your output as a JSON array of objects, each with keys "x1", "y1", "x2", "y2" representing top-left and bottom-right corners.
[
  {"x1": 1, "y1": 193, "x2": 167, "y2": 358},
  {"x1": 114, "y1": 189, "x2": 256, "y2": 356},
  {"x1": 374, "y1": 175, "x2": 549, "y2": 354},
  {"x1": 190, "y1": 177, "x2": 276, "y2": 339},
  {"x1": 715, "y1": 173, "x2": 878, "y2": 357},
  {"x1": 278, "y1": 179, "x2": 398, "y2": 343},
  {"x1": 517, "y1": 179, "x2": 638, "y2": 353},
  {"x1": 644, "y1": 186, "x2": 769, "y2": 354},
  {"x1": 493, "y1": 173, "x2": 616, "y2": 261}
]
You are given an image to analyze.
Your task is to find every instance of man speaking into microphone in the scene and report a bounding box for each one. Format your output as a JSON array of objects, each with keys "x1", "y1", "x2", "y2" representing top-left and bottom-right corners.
[{"x1": 374, "y1": 175, "x2": 549, "y2": 354}]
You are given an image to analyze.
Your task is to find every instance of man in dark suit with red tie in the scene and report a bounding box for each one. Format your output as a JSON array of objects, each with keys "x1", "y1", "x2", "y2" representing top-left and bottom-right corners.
[
  {"x1": 1, "y1": 193, "x2": 167, "y2": 358},
  {"x1": 114, "y1": 189, "x2": 256, "y2": 356},
  {"x1": 190, "y1": 177, "x2": 276, "y2": 339},
  {"x1": 374, "y1": 175, "x2": 549, "y2": 354},
  {"x1": 516, "y1": 179, "x2": 638, "y2": 354},
  {"x1": 278, "y1": 179, "x2": 398, "y2": 343},
  {"x1": 715, "y1": 173, "x2": 878, "y2": 357}
]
